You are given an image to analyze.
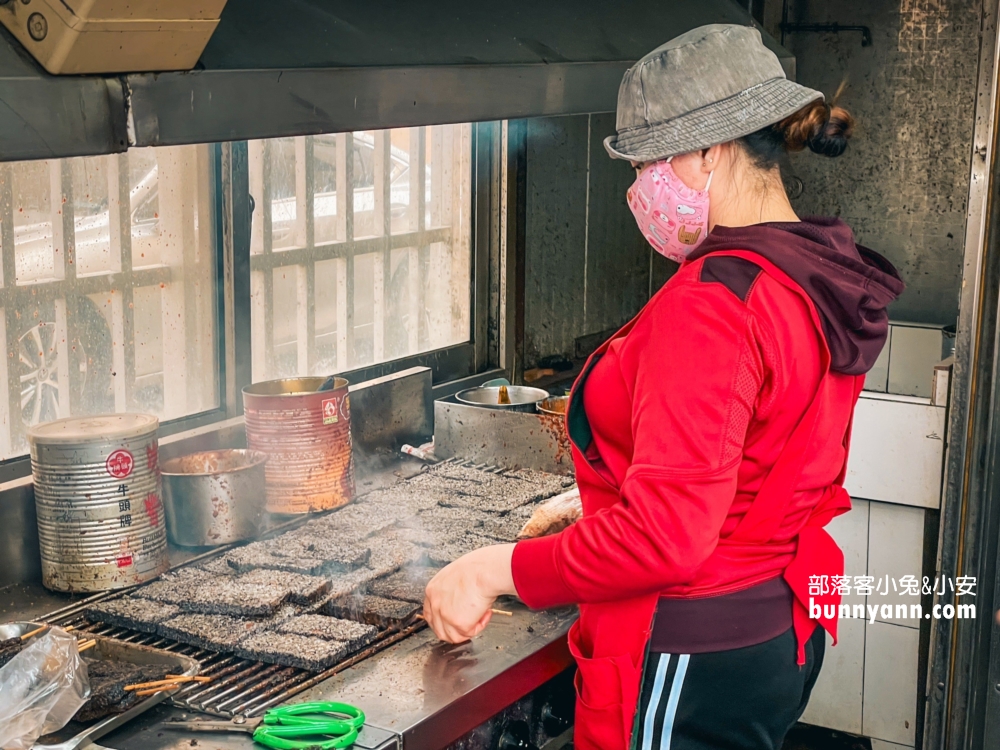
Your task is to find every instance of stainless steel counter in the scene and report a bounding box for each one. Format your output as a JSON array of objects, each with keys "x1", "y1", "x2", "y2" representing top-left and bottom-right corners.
[{"x1": 87, "y1": 604, "x2": 576, "y2": 750}]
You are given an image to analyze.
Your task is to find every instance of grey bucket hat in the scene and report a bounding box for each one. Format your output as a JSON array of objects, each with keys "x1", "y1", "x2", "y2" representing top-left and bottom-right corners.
[{"x1": 604, "y1": 24, "x2": 823, "y2": 162}]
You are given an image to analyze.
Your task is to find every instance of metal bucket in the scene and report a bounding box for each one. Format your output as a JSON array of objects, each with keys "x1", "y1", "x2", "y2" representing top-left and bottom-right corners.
[
  {"x1": 28, "y1": 413, "x2": 169, "y2": 593},
  {"x1": 242, "y1": 376, "x2": 355, "y2": 514},
  {"x1": 536, "y1": 396, "x2": 569, "y2": 416},
  {"x1": 455, "y1": 385, "x2": 550, "y2": 412},
  {"x1": 161, "y1": 449, "x2": 269, "y2": 546}
]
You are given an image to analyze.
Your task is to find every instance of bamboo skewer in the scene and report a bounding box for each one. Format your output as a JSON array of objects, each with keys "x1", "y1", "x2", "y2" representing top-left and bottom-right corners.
[
  {"x1": 21, "y1": 625, "x2": 46, "y2": 640},
  {"x1": 124, "y1": 675, "x2": 210, "y2": 692},
  {"x1": 416, "y1": 607, "x2": 513, "y2": 623},
  {"x1": 21, "y1": 624, "x2": 76, "y2": 641},
  {"x1": 77, "y1": 639, "x2": 97, "y2": 653}
]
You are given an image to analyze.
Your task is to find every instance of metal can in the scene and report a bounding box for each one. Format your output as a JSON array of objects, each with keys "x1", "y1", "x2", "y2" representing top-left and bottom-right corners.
[
  {"x1": 242, "y1": 377, "x2": 355, "y2": 514},
  {"x1": 28, "y1": 414, "x2": 169, "y2": 593}
]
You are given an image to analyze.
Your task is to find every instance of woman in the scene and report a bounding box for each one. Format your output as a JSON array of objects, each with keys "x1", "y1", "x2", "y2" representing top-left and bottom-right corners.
[{"x1": 423, "y1": 24, "x2": 904, "y2": 750}]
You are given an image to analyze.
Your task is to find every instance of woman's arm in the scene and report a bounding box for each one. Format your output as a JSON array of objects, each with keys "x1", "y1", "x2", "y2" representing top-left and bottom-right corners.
[{"x1": 423, "y1": 274, "x2": 772, "y2": 641}]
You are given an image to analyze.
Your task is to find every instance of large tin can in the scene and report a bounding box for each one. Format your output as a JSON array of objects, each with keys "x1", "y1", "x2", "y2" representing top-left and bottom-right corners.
[
  {"x1": 242, "y1": 377, "x2": 355, "y2": 513},
  {"x1": 28, "y1": 414, "x2": 169, "y2": 593}
]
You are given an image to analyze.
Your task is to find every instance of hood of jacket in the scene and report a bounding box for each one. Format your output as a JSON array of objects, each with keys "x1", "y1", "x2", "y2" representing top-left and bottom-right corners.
[{"x1": 688, "y1": 217, "x2": 905, "y2": 375}]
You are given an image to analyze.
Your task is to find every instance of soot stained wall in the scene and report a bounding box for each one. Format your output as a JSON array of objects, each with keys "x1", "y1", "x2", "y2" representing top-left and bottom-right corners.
[
  {"x1": 784, "y1": 0, "x2": 981, "y2": 325},
  {"x1": 523, "y1": 114, "x2": 674, "y2": 367}
]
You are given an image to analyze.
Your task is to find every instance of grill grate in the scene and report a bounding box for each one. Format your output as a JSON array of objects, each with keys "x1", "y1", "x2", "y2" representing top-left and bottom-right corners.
[
  {"x1": 47, "y1": 608, "x2": 424, "y2": 717},
  {"x1": 38, "y1": 457, "x2": 517, "y2": 717}
]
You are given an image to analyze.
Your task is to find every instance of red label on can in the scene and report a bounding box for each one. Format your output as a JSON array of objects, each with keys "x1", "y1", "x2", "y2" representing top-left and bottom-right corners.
[
  {"x1": 322, "y1": 397, "x2": 339, "y2": 425},
  {"x1": 116, "y1": 554, "x2": 133, "y2": 568},
  {"x1": 106, "y1": 449, "x2": 134, "y2": 478},
  {"x1": 145, "y1": 493, "x2": 160, "y2": 526}
]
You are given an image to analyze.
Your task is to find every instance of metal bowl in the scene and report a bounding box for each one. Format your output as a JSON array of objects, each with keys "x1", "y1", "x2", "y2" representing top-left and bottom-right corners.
[
  {"x1": 536, "y1": 395, "x2": 569, "y2": 416},
  {"x1": 455, "y1": 385, "x2": 550, "y2": 412},
  {"x1": 161, "y1": 449, "x2": 269, "y2": 547}
]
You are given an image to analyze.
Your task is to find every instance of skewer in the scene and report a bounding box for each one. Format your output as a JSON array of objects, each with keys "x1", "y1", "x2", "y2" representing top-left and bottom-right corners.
[
  {"x1": 20, "y1": 623, "x2": 76, "y2": 641},
  {"x1": 415, "y1": 608, "x2": 513, "y2": 622},
  {"x1": 125, "y1": 675, "x2": 210, "y2": 691},
  {"x1": 77, "y1": 639, "x2": 97, "y2": 653}
]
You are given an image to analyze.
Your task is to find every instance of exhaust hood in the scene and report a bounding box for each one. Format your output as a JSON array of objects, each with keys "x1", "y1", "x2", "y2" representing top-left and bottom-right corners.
[{"x1": 0, "y1": 0, "x2": 794, "y2": 160}]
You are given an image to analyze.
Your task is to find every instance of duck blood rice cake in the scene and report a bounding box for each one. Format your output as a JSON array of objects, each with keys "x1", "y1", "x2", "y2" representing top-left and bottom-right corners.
[
  {"x1": 74, "y1": 660, "x2": 172, "y2": 722},
  {"x1": 279, "y1": 533, "x2": 372, "y2": 572},
  {"x1": 363, "y1": 534, "x2": 428, "y2": 577},
  {"x1": 195, "y1": 557, "x2": 237, "y2": 576},
  {"x1": 357, "y1": 485, "x2": 449, "y2": 515},
  {"x1": 0, "y1": 638, "x2": 22, "y2": 668},
  {"x1": 308, "y1": 503, "x2": 402, "y2": 537},
  {"x1": 276, "y1": 615, "x2": 377, "y2": 651},
  {"x1": 180, "y1": 576, "x2": 290, "y2": 617},
  {"x1": 322, "y1": 594, "x2": 421, "y2": 629},
  {"x1": 158, "y1": 613, "x2": 261, "y2": 651},
  {"x1": 132, "y1": 567, "x2": 213, "y2": 605},
  {"x1": 368, "y1": 567, "x2": 439, "y2": 604},
  {"x1": 234, "y1": 569, "x2": 330, "y2": 605},
  {"x1": 324, "y1": 566, "x2": 385, "y2": 600},
  {"x1": 479, "y1": 513, "x2": 528, "y2": 543},
  {"x1": 84, "y1": 598, "x2": 182, "y2": 634},
  {"x1": 425, "y1": 532, "x2": 499, "y2": 568},
  {"x1": 401, "y1": 506, "x2": 487, "y2": 537},
  {"x1": 235, "y1": 632, "x2": 350, "y2": 671}
]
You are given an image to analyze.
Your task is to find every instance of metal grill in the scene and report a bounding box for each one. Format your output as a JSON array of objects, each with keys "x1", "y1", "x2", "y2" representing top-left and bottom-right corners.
[
  {"x1": 37, "y1": 458, "x2": 513, "y2": 718},
  {"x1": 43, "y1": 590, "x2": 425, "y2": 718}
]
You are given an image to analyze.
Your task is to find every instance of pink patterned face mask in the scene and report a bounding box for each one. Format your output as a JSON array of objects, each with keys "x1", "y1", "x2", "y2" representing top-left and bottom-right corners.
[{"x1": 626, "y1": 158, "x2": 712, "y2": 263}]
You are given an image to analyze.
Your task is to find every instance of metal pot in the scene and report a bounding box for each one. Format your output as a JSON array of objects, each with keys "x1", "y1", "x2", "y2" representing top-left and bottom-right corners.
[
  {"x1": 160, "y1": 449, "x2": 268, "y2": 546},
  {"x1": 455, "y1": 385, "x2": 550, "y2": 412}
]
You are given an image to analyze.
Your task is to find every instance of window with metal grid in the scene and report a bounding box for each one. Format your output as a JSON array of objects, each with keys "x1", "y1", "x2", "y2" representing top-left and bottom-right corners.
[
  {"x1": 0, "y1": 147, "x2": 219, "y2": 461},
  {"x1": 248, "y1": 124, "x2": 473, "y2": 381}
]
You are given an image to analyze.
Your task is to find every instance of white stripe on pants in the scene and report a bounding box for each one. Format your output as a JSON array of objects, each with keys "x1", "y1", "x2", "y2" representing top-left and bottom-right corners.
[{"x1": 639, "y1": 653, "x2": 690, "y2": 750}]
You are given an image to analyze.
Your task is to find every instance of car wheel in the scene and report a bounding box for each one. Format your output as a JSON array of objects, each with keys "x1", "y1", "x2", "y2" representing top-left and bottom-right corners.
[{"x1": 18, "y1": 296, "x2": 114, "y2": 428}]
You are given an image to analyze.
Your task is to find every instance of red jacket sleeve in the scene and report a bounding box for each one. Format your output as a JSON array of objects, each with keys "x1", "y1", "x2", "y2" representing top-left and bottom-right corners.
[{"x1": 512, "y1": 278, "x2": 769, "y2": 608}]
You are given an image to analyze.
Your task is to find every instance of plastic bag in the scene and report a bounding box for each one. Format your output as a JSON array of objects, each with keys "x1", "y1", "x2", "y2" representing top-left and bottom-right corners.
[
  {"x1": 0, "y1": 628, "x2": 91, "y2": 750},
  {"x1": 520, "y1": 487, "x2": 582, "y2": 538}
]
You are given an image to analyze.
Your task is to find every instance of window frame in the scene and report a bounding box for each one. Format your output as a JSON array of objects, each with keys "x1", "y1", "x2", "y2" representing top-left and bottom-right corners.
[{"x1": 0, "y1": 124, "x2": 499, "y2": 482}]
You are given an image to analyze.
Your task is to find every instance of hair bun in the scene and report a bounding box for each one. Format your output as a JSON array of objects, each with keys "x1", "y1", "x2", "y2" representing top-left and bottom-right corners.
[{"x1": 779, "y1": 101, "x2": 855, "y2": 158}]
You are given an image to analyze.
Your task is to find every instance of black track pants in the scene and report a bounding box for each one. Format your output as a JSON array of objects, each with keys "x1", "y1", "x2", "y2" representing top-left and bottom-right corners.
[{"x1": 631, "y1": 626, "x2": 825, "y2": 750}]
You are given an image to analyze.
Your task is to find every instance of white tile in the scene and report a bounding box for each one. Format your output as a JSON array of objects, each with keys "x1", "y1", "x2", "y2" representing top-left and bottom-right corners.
[
  {"x1": 889, "y1": 325, "x2": 946, "y2": 395},
  {"x1": 871, "y1": 740, "x2": 913, "y2": 750},
  {"x1": 863, "y1": 621, "x2": 920, "y2": 745},
  {"x1": 867, "y1": 502, "x2": 926, "y2": 628},
  {"x1": 800, "y1": 618, "x2": 865, "y2": 735},
  {"x1": 887, "y1": 325, "x2": 944, "y2": 399},
  {"x1": 845, "y1": 395, "x2": 946, "y2": 509},
  {"x1": 826, "y1": 500, "x2": 870, "y2": 608},
  {"x1": 865, "y1": 338, "x2": 890, "y2": 393}
]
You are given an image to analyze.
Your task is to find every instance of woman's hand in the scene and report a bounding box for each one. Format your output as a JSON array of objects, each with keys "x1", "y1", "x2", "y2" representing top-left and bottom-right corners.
[{"x1": 423, "y1": 543, "x2": 517, "y2": 644}]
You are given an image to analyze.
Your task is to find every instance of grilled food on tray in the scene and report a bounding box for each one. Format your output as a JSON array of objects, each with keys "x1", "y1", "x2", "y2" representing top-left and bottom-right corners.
[
  {"x1": 80, "y1": 462, "x2": 574, "y2": 673},
  {"x1": 74, "y1": 659, "x2": 173, "y2": 722},
  {"x1": 0, "y1": 636, "x2": 22, "y2": 668}
]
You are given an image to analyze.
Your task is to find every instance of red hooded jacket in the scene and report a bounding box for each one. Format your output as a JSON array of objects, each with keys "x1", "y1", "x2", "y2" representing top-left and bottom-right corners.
[{"x1": 511, "y1": 219, "x2": 904, "y2": 750}]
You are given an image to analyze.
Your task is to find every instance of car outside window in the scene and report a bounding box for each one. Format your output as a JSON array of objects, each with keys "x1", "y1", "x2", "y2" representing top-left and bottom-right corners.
[{"x1": 0, "y1": 146, "x2": 219, "y2": 460}]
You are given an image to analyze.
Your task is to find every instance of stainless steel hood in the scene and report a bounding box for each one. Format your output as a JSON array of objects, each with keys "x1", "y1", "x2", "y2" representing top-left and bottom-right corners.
[{"x1": 0, "y1": 0, "x2": 793, "y2": 159}]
